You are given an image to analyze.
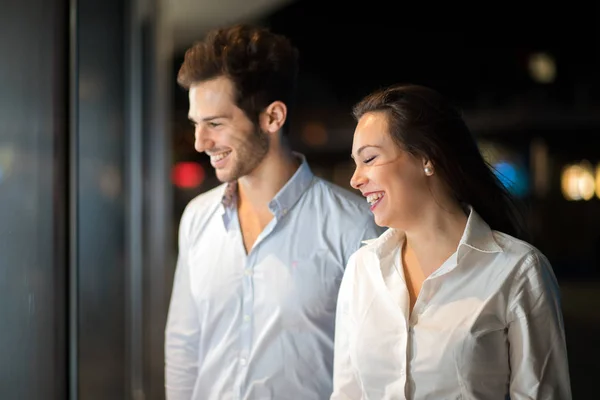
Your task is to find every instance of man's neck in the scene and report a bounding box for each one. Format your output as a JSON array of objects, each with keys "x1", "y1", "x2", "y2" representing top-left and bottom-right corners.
[
  {"x1": 237, "y1": 147, "x2": 300, "y2": 212},
  {"x1": 235, "y1": 147, "x2": 300, "y2": 254}
]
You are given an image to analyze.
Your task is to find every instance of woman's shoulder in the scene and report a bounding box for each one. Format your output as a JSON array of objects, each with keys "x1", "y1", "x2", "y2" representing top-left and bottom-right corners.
[{"x1": 492, "y1": 230, "x2": 545, "y2": 260}]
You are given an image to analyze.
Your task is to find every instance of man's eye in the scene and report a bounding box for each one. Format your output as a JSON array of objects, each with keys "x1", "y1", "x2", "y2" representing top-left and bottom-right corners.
[{"x1": 209, "y1": 122, "x2": 220, "y2": 128}]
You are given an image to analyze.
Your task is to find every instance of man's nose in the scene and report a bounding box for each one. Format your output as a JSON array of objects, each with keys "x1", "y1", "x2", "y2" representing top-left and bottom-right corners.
[{"x1": 194, "y1": 126, "x2": 214, "y2": 153}]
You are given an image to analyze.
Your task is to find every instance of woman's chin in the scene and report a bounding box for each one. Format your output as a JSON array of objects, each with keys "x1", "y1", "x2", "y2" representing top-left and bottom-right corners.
[{"x1": 373, "y1": 213, "x2": 389, "y2": 228}]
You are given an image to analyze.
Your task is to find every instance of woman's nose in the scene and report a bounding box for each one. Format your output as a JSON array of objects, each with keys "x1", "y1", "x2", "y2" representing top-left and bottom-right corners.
[{"x1": 350, "y1": 167, "x2": 366, "y2": 190}]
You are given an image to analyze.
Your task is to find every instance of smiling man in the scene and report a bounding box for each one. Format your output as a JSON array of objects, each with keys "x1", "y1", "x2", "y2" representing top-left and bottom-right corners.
[{"x1": 164, "y1": 24, "x2": 384, "y2": 400}]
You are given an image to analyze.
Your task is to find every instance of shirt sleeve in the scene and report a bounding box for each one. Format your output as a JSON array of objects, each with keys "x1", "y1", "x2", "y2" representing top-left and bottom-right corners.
[
  {"x1": 507, "y1": 251, "x2": 572, "y2": 400},
  {"x1": 331, "y1": 253, "x2": 363, "y2": 400},
  {"x1": 165, "y1": 206, "x2": 200, "y2": 399}
]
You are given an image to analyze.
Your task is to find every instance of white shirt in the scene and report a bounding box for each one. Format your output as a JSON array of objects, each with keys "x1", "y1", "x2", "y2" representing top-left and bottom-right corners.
[
  {"x1": 165, "y1": 155, "x2": 384, "y2": 400},
  {"x1": 331, "y1": 208, "x2": 572, "y2": 400}
]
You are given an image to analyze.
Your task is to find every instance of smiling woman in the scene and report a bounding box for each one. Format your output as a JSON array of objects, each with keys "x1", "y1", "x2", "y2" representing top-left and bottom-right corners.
[
  {"x1": 331, "y1": 83, "x2": 572, "y2": 400},
  {"x1": 349, "y1": 84, "x2": 527, "y2": 240},
  {"x1": 350, "y1": 110, "x2": 437, "y2": 229}
]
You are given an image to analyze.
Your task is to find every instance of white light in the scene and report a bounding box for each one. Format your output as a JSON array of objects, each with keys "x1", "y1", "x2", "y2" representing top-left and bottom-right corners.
[
  {"x1": 596, "y1": 164, "x2": 600, "y2": 200},
  {"x1": 561, "y1": 164, "x2": 582, "y2": 200},
  {"x1": 561, "y1": 161, "x2": 596, "y2": 201},
  {"x1": 528, "y1": 52, "x2": 556, "y2": 84}
]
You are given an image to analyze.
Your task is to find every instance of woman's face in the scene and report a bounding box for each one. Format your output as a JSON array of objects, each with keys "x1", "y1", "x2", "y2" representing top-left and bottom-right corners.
[{"x1": 350, "y1": 111, "x2": 433, "y2": 229}]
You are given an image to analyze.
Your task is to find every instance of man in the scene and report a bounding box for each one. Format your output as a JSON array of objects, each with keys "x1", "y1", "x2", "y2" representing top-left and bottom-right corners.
[{"x1": 165, "y1": 24, "x2": 383, "y2": 400}]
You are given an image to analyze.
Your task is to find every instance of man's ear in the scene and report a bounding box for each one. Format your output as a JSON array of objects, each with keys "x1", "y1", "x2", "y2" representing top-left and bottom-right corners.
[{"x1": 259, "y1": 100, "x2": 287, "y2": 134}]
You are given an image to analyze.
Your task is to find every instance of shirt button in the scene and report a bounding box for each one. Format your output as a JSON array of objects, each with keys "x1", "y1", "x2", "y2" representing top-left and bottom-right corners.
[
  {"x1": 243, "y1": 315, "x2": 250, "y2": 322},
  {"x1": 240, "y1": 358, "x2": 247, "y2": 366},
  {"x1": 244, "y1": 269, "x2": 252, "y2": 276}
]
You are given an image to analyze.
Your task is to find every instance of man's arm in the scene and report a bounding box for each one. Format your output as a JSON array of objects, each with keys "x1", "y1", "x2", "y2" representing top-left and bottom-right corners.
[{"x1": 165, "y1": 209, "x2": 200, "y2": 399}]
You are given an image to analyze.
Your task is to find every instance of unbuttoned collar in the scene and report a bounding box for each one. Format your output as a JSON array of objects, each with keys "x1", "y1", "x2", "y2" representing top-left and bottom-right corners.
[{"x1": 220, "y1": 152, "x2": 314, "y2": 229}]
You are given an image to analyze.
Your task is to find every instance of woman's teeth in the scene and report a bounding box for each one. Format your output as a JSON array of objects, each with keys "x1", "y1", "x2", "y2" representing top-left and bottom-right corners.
[{"x1": 366, "y1": 192, "x2": 384, "y2": 205}]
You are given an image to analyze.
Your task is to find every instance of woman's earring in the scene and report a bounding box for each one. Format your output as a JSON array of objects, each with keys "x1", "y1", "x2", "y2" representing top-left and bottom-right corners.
[{"x1": 424, "y1": 166, "x2": 433, "y2": 176}]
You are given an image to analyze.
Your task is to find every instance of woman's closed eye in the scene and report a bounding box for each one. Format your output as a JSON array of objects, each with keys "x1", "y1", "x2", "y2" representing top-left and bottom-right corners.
[{"x1": 363, "y1": 156, "x2": 377, "y2": 164}]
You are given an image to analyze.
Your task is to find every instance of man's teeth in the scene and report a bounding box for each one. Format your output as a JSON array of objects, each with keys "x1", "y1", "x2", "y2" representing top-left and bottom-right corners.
[
  {"x1": 211, "y1": 151, "x2": 231, "y2": 162},
  {"x1": 366, "y1": 193, "x2": 384, "y2": 205}
]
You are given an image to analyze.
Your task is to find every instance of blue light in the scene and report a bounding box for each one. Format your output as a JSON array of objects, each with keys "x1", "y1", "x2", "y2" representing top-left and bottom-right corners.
[
  {"x1": 494, "y1": 161, "x2": 516, "y2": 186},
  {"x1": 493, "y1": 161, "x2": 529, "y2": 196}
]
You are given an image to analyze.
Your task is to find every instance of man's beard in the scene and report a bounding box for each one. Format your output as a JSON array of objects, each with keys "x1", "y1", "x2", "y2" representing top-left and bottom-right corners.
[{"x1": 216, "y1": 127, "x2": 270, "y2": 183}]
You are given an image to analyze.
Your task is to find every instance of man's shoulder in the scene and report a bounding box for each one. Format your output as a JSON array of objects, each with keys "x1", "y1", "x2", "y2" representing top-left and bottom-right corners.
[
  {"x1": 309, "y1": 176, "x2": 370, "y2": 213},
  {"x1": 305, "y1": 177, "x2": 382, "y2": 239},
  {"x1": 183, "y1": 183, "x2": 227, "y2": 219}
]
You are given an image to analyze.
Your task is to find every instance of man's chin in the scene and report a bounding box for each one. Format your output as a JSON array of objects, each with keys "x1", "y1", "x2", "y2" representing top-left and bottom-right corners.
[
  {"x1": 216, "y1": 175, "x2": 234, "y2": 184},
  {"x1": 215, "y1": 169, "x2": 237, "y2": 184}
]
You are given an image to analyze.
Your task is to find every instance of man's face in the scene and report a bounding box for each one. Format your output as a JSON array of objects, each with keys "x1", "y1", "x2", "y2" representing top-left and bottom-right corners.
[{"x1": 188, "y1": 76, "x2": 269, "y2": 183}]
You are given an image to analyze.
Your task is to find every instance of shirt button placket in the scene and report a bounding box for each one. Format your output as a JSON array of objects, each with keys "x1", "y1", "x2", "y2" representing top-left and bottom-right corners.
[{"x1": 236, "y1": 255, "x2": 255, "y2": 398}]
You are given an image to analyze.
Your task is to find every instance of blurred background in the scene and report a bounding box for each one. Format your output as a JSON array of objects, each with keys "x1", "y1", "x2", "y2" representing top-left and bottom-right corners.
[{"x1": 1, "y1": 0, "x2": 598, "y2": 398}]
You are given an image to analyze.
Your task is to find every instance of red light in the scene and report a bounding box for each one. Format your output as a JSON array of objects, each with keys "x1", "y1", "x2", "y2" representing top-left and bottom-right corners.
[{"x1": 172, "y1": 162, "x2": 205, "y2": 188}]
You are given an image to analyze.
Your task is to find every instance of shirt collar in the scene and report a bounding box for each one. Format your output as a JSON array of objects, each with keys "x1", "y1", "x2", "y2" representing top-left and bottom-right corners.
[
  {"x1": 361, "y1": 206, "x2": 503, "y2": 260},
  {"x1": 361, "y1": 228, "x2": 402, "y2": 259},
  {"x1": 458, "y1": 206, "x2": 503, "y2": 255},
  {"x1": 220, "y1": 152, "x2": 314, "y2": 228}
]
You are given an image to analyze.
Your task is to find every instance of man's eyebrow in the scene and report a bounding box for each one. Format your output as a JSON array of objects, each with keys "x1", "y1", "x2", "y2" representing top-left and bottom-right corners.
[
  {"x1": 188, "y1": 114, "x2": 230, "y2": 123},
  {"x1": 350, "y1": 144, "x2": 381, "y2": 159}
]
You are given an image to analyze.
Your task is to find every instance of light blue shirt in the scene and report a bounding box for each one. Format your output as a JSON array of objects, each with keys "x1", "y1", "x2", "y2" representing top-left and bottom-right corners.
[{"x1": 165, "y1": 155, "x2": 384, "y2": 400}]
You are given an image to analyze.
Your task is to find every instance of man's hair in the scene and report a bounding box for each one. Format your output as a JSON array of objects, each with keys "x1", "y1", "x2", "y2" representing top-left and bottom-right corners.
[{"x1": 177, "y1": 24, "x2": 299, "y2": 135}]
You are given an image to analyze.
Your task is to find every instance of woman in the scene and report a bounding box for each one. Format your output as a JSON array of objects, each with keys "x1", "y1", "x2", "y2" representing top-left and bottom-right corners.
[{"x1": 331, "y1": 84, "x2": 571, "y2": 399}]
